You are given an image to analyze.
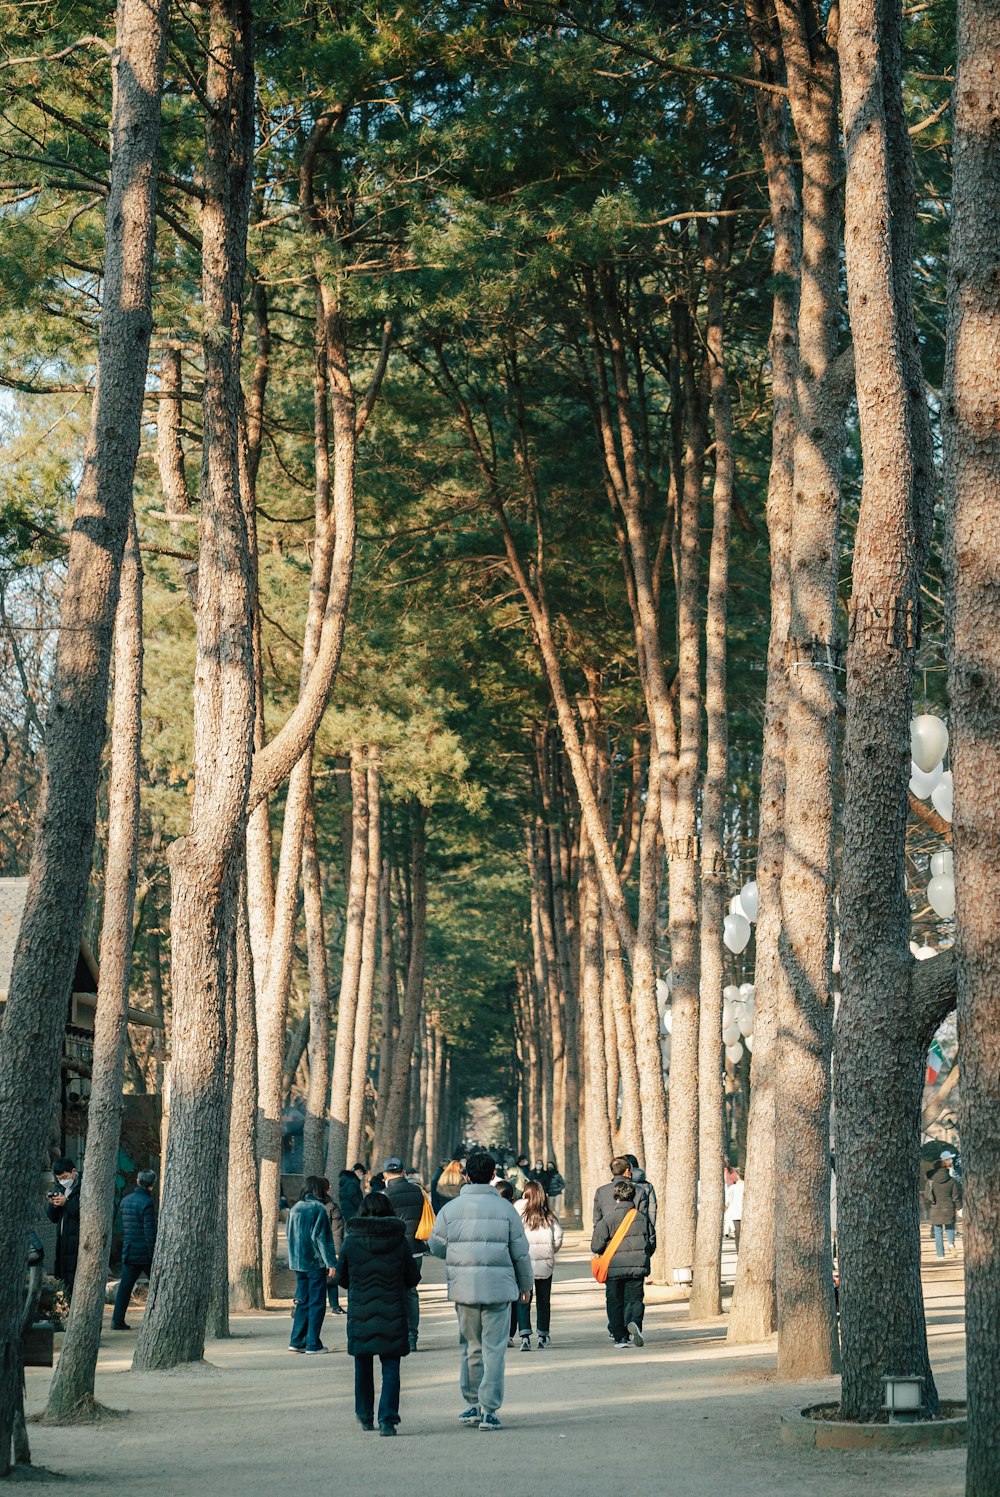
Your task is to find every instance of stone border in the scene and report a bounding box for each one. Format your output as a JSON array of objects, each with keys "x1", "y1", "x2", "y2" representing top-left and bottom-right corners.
[{"x1": 781, "y1": 1403, "x2": 967, "y2": 1451}]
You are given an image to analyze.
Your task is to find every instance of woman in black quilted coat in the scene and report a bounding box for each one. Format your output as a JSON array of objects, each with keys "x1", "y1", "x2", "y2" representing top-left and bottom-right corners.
[{"x1": 335, "y1": 1192, "x2": 421, "y2": 1435}]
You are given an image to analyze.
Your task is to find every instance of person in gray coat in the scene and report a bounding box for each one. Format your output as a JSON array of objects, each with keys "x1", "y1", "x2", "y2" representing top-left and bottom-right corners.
[{"x1": 428, "y1": 1150, "x2": 533, "y2": 1432}]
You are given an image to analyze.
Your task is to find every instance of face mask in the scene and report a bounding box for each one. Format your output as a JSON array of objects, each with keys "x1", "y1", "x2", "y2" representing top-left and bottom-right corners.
[{"x1": 58, "y1": 1175, "x2": 75, "y2": 1190}]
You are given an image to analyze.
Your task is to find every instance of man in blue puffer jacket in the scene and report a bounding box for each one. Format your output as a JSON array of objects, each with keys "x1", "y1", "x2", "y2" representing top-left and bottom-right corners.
[
  {"x1": 287, "y1": 1176, "x2": 338, "y2": 1354},
  {"x1": 112, "y1": 1169, "x2": 158, "y2": 1330},
  {"x1": 428, "y1": 1150, "x2": 533, "y2": 1432}
]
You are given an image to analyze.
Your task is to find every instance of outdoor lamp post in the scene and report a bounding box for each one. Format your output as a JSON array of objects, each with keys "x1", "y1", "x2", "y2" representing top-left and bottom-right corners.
[
  {"x1": 882, "y1": 1374, "x2": 925, "y2": 1422},
  {"x1": 672, "y1": 1266, "x2": 693, "y2": 1287}
]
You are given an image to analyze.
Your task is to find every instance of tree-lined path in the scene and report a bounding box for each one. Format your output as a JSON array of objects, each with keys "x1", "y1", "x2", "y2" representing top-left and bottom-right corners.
[{"x1": 22, "y1": 1237, "x2": 967, "y2": 1496}]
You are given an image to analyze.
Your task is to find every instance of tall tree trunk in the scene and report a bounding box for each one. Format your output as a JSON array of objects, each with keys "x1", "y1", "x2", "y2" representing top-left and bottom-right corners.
[
  {"x1": 132, "y1": 0, "x2": 255, "y2": 1371},
  {"x1": 0, "y1": 0, "x2": 168, "y2": 1457},
  {"x1": 578, "y1": 840, "x2": 612, "y2": 1224},
  {"x1": 228, "y1": 877, "x2": 263, "y2": 1310},
  {"x1": 730, "y1": 0, "x2": 800, "y2": 1345},
  {"x1": 773, "y1": 0, "x2": 844, "y2": 1380},
  {"x1": 370, "y1": 856, "x2": 398, "y2": 1165},
  {"x1": 346, "y1": 752, "x2": 381, "y2": 1167},
  {"x1": 836, "y1": 0, "x2": 939, "y2": 1420},
  {"x1": 302, "y1": 787, "x2": 329, "y2": 1177},
  {"x1": 45, "y1": 518, "x2": 143, "y2": 1422},
  {"x1": 691, "y1": 249, "x2": 734, "y2": 1320},
  {"x1": 662, "y1": 322, "x2": 707, "y2": 1283},
  {"x1": 326, "y1": 747, "x2": 370, "y2": 1178},
  {"x1": 941, "y1": 2, "x2": 1000, "y2": 1484},
  {"x1": 376, "y1": 804, "x2": 427, "y2": 1156}
]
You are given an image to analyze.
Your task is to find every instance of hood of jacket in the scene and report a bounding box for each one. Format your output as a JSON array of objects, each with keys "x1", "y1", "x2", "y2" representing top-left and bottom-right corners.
[{"x1": 345, "y1": 1215, "x2": 408, "y2": 1254}]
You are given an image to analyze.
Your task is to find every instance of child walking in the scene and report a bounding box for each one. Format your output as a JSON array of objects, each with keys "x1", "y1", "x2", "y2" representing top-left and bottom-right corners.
[
  {"x1": 590, "y1": 1180, "x2": 654, "y2": 1348},
  {"x1": 514, "y1": 1181, "x2": 564, "y2": 1349},
  {"x1": 335, "y1": 1191, "x2": 421, "y2": 1435}
]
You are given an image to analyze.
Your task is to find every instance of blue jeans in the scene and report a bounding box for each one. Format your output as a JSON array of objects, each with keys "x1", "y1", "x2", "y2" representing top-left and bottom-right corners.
[
  {"x1": 354, "y1": 1354, "x2": 401, "y2": 1425},
  {"x1": 291, "y1": 1267, "x2": 328, "y2": 1350},
  {"x1": 933, "y1": 1224, "x2": 955, "y2": 1257}
]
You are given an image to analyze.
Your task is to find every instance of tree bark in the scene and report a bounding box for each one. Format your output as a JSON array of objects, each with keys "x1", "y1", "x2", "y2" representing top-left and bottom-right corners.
[
  {"x1": 370, "y1": 856, "x2": 398, "y2": 1165},
  {"x1": 773, "y1": 0, "x2": 844, "y2": 1380},
  {"x1": 132, "y1": 0, "x2": 255, "y2": 1371},
  {"x1": 837, "y1": 0, "x2": 938, "y2": 1420},
  {"x1": 691, "y1": 246, "x2": 734, "y2": 1321},
  {"x1": 941, "y1": 1, "x2": 1000, "y2": 1481},
  {"x1": 0, "y1": 0, "x2": 168, "y2": 1458},
  {"x1": 325, "y1": 746, "x2": 370, "y2": 1177},
  {"x1": 45, "y1": 516, "x2": 143, "y2": 1422},
  {"x1": 730, "y1": 0, "x2": 800, "y2": 1345},
  {"x1": 346, "y1": 752, "x2": 381, "y2": 1167},
  {"x1": 228, "y1": 876, "x2": 263, "y2": 1310},
  {"x1": 373, "y1": 804, "x2": 426, "y2": 1157},
  {"x1": 301, "y1": 787, "x2": 329, "y2": 1178}
]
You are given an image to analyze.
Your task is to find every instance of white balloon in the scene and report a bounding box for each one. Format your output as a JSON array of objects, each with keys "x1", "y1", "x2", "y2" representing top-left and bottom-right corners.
[
  {"x1": 745, "y1": 1035, "x2": 754, "y2": 1053},
  {"x1": 932, "y1": 771, "x2": 953, "y2": 822},
  {"x1": 911, "y1": 714, "x2": 949, "y2": 774},
  {"x1": 662, "y1": 1007, "x2": 673, "y2": 1033},
  {"x1": 722, "y1": 1022, "x2": 741, "y2": 1047},
  {"x1": 737, "y1": 1007, "x2": 754, "y2": 1037},
  {"x1": 723, "y1": 984, "x2": 741, "y2": 1004},
  {"x1": 931, "y1": 848, "x2": 954, "y2": 878},
  {"x1": 725, "y1": 1042, "x2": 745, "y2": 1065},
  {"x1": 721, "y1": 1000, "x2": 735, "y2": 1029},
  {"x1": 909, "y1": 760, "x2": 944, "y2": 799},
  {"x1": 739, "y1": 995, "x2": 755, "y2": 1023},
  {"x1": 739, "y1": 880, "x2": 759, "y2": 922},
  {"x1": 723, "y1": 912, "x2": 751, "y2": 954},
  {"x1": 656, "y1": 978, "x2": 670, "y2": 1012},
  {"x1": 729, "y1": 894, "x2": 744, "y2": 916},
  {"x1": 915, "y1": 945, "x2": 937, "y2": 961},
  {"x1": 739, "y1": 982, "x2": 755, "y2": 1001},
  {"x1": 927, "y1": 873, "x2": 956, "y2": 919}
]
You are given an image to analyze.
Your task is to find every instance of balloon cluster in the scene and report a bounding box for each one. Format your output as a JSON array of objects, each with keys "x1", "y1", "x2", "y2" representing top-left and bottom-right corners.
[
  {"x1": 723, "y1": 879, "x2": 757, "y2": 955},
  {"x1": 909, "y1": 714, "x2": 954, "y2": 919},
  {"x1": 722, "y1": 982, "x2": 755, "y2": 1064}
]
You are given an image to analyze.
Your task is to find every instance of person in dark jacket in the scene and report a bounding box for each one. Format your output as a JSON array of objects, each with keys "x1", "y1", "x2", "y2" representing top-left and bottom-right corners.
[
  {"x1": 335, "y1": 1192, "x2": 421, "y2": 1435},
  {"x1": 382, "y1": 1158, "x2": 427, "y2": 1352},
  {"x1": 431, "y1": 1154, "x2": 464, "y2": 1214},
  {"x1": 591, "y1": 1180, "x2": 655, "y2": 1348},
  {"x1": 287, "y1": 1177, "x2": 338, "y2": 1353},
  {"x1": 45, "y1": 1157, "x2": 82, "y2": 1297},
  {"x1": 593, "y1": 1155, "x2": 655, "y2": 1232},
  {"x1": 338, "y1": 1165, "x2": 366, "y2": 1221},
  {"x1": 112, "y1": 1169, "x2": 158, "y2": 1329},
  {"x1": 319, "y1": 1177, "x2": 346, "y2": 1314},
  {"x1": 927, "y1": 1152, "x2": 961, "y2": 1257}
]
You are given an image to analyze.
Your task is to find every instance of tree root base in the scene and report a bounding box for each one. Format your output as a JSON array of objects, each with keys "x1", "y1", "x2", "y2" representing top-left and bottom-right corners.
[
  {"x1": 782, "y1": 1402, "x2": 967, "y2": 1450},
  {"x1": 37, "y1": 1397, "x2": 127, "y2": 1427}
]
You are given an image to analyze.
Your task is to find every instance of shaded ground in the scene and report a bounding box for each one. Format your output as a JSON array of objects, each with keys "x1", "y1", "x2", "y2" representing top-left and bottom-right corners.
[{"x1": 17, "y1": 1232, "x2": 966, "y2": 1495}]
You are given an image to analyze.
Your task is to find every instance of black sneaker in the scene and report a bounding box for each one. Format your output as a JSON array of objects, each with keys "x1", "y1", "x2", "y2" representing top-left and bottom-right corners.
[
  {"x1": 358, "y1": 1418, "x2": 374, "y2": 1431},
  {"x1": 379, "y1": 1422, "x2": 397, "y2": 1437},
  {"x1": 627, "y1": 1321, "x2": 644, "y2": 1347},
  {"x1": 538, "y1": 1333, "x2": 551, "y2": 1349},
  {"x1": 614, "y1": 1338, "x2": 632, "y2": 1348},
  {"x1": 459, "y1": 1405, "x2": 480, "y2": 1425},
  {"x1": 520, "y1": 1335, "x2": 531, "y2": 1352},
  {"x1": 479, "y1": 1411, "x2": 502, "y2": 1432}
]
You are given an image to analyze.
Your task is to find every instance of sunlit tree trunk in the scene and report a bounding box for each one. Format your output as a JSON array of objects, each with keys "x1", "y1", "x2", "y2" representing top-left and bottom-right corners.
[
  {"x1": 45, "y1": 517, "x2": 143, "y2": 1421},
  {"x1": 228, "y1": 877, "x2": 263, "y2": 1310},
  {"x1": 301, "y1": 787, "x2": 329, "y2": 1177},
  {"x1": 941, "y1": 1, "x2": 1000, "y2": 1484},
  {"x1": 347, "y1": 751, "x2": 381, "y2": 1167},
  {"x1": 132, "y1": 0, "x2": 256, "y2": 1371},
  {"x1": 326, "y1": 747, "x2": 369, "y2": 1178}
]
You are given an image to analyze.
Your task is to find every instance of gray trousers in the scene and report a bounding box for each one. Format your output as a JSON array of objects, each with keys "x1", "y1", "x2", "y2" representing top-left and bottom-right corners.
[{"x1": 455, "y1": 1302, "x2": 510, "y2": 1414}]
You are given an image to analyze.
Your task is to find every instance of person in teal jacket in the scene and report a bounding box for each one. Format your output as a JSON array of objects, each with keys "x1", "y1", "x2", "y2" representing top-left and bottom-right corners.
[{"x1": 287, "y1": 1176, "x2": 338, "y2": 1353}]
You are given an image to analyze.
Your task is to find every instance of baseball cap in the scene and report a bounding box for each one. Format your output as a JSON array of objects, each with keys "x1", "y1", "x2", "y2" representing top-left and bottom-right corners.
[{"x1": 382, "y1": 1157, "x2": 404, "y2": 1173}]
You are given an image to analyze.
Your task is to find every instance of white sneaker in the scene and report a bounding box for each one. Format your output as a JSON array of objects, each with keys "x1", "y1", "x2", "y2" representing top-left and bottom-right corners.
[{"x1": 627, "y1": 1321, "x2": 644, "y2": 1347}]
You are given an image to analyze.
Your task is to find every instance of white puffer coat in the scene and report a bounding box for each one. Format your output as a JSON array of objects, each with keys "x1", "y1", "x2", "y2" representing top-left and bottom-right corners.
[
  {"x1": 428, "y1": 1184, "x2": 534, "y2": 1305},
  {"x1": 514, "y1": 1200, "x2": 564, "y2": 1281}
]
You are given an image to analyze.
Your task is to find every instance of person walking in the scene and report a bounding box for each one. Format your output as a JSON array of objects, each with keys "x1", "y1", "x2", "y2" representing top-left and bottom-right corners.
[
  {"x1": 431, "y1": 1153, "x2": 465, "y2": 1214},
  {"x1": 428, "y1": 1149, "x2": 533, "y2": 1432},
  {"x1": 319, "y1": 1176, "x2": 346, "y2": 1315},
  {"x1": 724, "y1": 1166, "x2": 744, "y2": 1252},
  {"x1": 336, "y1": 1191, "x2": 420, "y2": 1436},
  {"x1": 381, "y1": 1157, "x2": 428, "y2": 1351},
  {"x1": 111, "y1": 1169, "x2": 158, "y2": 1329},
  {"x1": 927, "y1": 1151, "x2": 961, "y2": 1257},
  {"x1": 593, "y1": 1156, "x2": 654, "y2": 1230},
  {"x1": 514, "y1": 1181, "x2": 563, "y2": 1350},
  {"x1": 45, "y1": 1157, "x2": 82, "y2": 1298},
  {"x1": 338, "y1": 1163, "x2": 366, "y2": 1222},
  {"x1": 591, "y1": 1180, "x2": 655, "y2": 1348},
  {"x1": 287, "y1": 1175, "x2": 338, "y2": 1354},
  {"x1": 507, "y1": 1156, "x2": 531, "y2": 1200},
  {"x1": 544, "y1": 1161, "x2": 565, "y2": 1216}
]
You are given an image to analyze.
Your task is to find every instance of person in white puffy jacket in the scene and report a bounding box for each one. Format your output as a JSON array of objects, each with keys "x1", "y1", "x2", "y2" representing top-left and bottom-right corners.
[{"x1": 513, "y1": 1181, "x2": 564, "y2": 1350}]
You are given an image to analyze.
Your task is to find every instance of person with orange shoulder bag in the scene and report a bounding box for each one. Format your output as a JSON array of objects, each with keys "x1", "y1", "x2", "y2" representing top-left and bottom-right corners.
[{"x1": 590, "y1": 1180, "x2": 655, "y2": 1348}]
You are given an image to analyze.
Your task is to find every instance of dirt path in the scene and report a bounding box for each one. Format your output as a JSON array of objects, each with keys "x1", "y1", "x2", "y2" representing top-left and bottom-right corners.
[{"x1": 18, "y1": 1233, "x2": 966, "y2": 1494}]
